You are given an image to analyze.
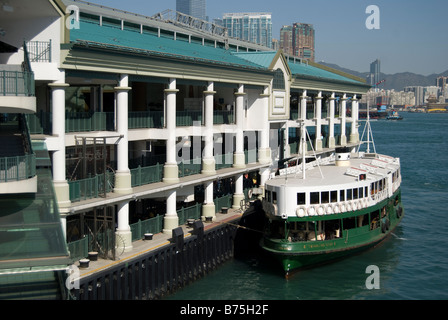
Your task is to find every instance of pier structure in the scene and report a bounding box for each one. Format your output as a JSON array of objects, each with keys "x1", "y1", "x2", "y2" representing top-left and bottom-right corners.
[{"x1": 0, "y1": 0, "x2": 370, "y2": 299}]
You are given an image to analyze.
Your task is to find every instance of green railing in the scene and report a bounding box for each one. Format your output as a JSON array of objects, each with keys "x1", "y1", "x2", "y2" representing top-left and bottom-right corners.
[
  {"x1": 130, "y1": 163, "x2": 163, "y2": 187},
  {"x1": 0, "y1": 70, "x2": 35, "y2": 96},
  {"x1": 25, "y1": 40, "x2": 52, "y2": 62},
  {"x1": 68, "y1": 172, "x2": 114, "y2": 202},
  {"x1": 245, "y1": 149, "x2": 258, "y2": 164},
  {"x1": 67, "y1": 236, "x2": 89, "y2": 262},
  {"x1": 177, "y1": 203, "x2": 203, "y2": 225},
  {"x1": 214, "y1": 194, "x2": 233, "y2": 213},
  {"x1": 130, "y1": 215, "x2": 164, "y2": 242},
  {"x1": 176, "y1": 110, "x2": 202, "y2": 126},
  {"x1": 215, "y1": 152, "x2": 233, "y2": 169},
  {"x1": 178, "y1": 158, "x2": 202, "y2": 177},
  {"x1": 213, "y1": 110, "x2": 234, "y2": 124},
  {"x1": 0, "y1": 154, "x2": 36, "y2": 182},
  {"x1": 65, "y1": 112, "x2": 111, "y2": 132},
  {"x1": 128, "y1": 111, "x2": 164, "y2": 129}
]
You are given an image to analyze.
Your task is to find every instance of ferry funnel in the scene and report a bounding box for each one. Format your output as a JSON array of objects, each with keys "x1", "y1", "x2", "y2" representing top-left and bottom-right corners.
[{"x1": 335, "y1": 147, "x2": 351, "y2": 167}]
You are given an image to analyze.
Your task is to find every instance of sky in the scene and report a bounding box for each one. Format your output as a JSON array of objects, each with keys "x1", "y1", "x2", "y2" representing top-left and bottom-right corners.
[{"x1": 87, "y1": 0, "x2": 447, "y2": 76}]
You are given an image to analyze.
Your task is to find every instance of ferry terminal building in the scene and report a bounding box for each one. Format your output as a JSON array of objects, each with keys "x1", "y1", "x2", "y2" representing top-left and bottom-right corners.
[{"x1": 0, "y1": 0, "x2": 370, "y2": 297}]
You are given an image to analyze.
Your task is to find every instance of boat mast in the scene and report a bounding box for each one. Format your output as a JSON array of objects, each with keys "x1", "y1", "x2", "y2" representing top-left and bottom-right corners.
[
  {"x1": 357, "y1": 93, "x2": 376, "y2": 154},
  {"x1": 301, "y1": 120, "x2": 306, "y2": 179}
]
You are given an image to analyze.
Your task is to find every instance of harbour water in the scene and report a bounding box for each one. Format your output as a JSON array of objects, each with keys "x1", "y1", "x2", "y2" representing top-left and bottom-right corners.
[{"x1": 167, "y1": 112, "x2": 448, "y2": 300}]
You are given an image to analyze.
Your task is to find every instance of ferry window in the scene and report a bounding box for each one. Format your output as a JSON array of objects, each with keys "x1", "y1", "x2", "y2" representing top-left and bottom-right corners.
[
  {"x1": 321, "y1": 191, "x2": 330, "y2": 204},
  {"x1": 359, "y1": 187, "x2": 363, "y2": 198},
  {"x1": 340, "y1": 189, "x2": 345, "y2": 201},
  {"x1": 353, "y1": 188, "x2": 358, "y2": 199},
  {"x1": 330, "y1": 190, "x2": 338, "y2": 203},
  {"x1": 272, "y1": 192, "x2": 277, "y2": 204},
  {"x1": 347, "y1": 189, "x2": 353, "y2": 200},
  {"x1": 297, "y1": 193, "x2": 306, "y2": 205},
  {"x1": 364, "y1": 187, "x2": 368, "y2": 198},
  {"x1": 310, "y1": 192, "x2": 319, "y2": 204}
]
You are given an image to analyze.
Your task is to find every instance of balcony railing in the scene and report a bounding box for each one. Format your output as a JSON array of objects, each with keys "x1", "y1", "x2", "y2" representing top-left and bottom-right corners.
[
  {"x1": 25, "y1": 40, "x2": 52, "y2": 63},
  {"x1": 0, "y1": 154, "x2": 36, "y2": 183},
  {"x1": 0, "y1": 70, "x2": 35, "y2": 96}
]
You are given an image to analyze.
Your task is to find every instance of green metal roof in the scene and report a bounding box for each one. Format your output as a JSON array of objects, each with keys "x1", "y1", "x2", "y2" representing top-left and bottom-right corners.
[
  {"x1": 233, "y1": 51, "x2": 364, "y2": 84},
  {"x1": 70, "y1": 19, "x2": 268, "y2": 71}
]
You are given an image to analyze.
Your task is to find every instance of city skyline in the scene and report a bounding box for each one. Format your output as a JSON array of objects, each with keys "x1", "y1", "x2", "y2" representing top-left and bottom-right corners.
[{"x1": 85, "y1": 0, "x2": 447, "y2": 76}]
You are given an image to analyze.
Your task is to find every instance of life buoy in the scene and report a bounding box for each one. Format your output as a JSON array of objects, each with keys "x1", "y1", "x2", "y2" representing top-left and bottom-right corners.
[
  {"x1": 317, "y1": 205, "x2": 325, "y2": 216},
  {"x1": 346, "y1": 201, "x2": 352, "y2": 212},
  {"x1": 308, "y1": 206, "x2": 316, "y2": 216},
  {"x1": 333, "y1": 204, "x2": 340, "y2": 214},
  {"x1": 351, "y1": 201, "x2": 358, "y2": 211},
  {"x1": 296, "y1": 206, "x2": 306, "y2": 218},
  {"x1": 326, "y1": 204, "x2": 333, "y2": 215},
  {"x1": 339, "y1": 203, "x2": 346, "y2": 213}
]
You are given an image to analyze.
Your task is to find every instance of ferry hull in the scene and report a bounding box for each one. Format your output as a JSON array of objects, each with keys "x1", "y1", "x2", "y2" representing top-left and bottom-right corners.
[{"x1": 260, "y1": 192, "x2": 404, "y2": 276}]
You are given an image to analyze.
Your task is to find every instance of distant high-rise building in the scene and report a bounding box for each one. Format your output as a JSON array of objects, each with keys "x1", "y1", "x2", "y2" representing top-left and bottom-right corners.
[
  {"x1": 176, "y1": 0, "x2": 207, "y2": 21},
  {"x1": 222, "y1": 12, "x2": 273, "y2": 48},
  {"x1": 279, "y1": 23, "x2": 315, "y2": 61},
  {"x1": 370, "y1": 59, "x2": 381, "y2": 86},
  {"x1": 280, "y1": 25, "x2": 293, "y2": 55},
  {"x1": 292, "y1": 23, "x2": 315, "y2": 61}
]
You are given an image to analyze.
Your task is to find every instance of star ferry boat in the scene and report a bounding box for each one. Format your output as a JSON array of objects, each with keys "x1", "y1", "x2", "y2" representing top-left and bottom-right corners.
[{"x1": 260, "y1": 145, "x2": 404, "y2": 276}]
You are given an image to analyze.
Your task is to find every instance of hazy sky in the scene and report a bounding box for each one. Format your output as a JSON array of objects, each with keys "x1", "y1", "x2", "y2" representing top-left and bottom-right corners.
[{"x1": 87, "y1": 0, "x2": 447, "y2": 75}]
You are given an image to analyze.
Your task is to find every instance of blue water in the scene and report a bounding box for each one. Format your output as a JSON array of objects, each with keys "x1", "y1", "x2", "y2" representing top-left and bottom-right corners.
[{"x1": 168, "y1": 112, "x2": 448, "y2": 300}]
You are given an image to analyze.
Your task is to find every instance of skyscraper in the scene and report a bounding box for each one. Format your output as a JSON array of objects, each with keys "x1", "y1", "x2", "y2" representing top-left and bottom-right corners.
[
  {"x1": 292, "y1": 23, "x2": 315, "y2": 61},
  {"x1": 279, "y1": 23, "x2": 315, "y2": 61},
  {"x1": 176, "y1": 0, "x2": 207, "y2": 21},
  {"x1": 280, "y1": 25, "x2": 293, "y2": 55},
  {"x1": 222, "y1": 12, "x2": 273, "y2": 48},
  {"x1": 370, "y1": 59, "x2": 381, "y2": 86}
]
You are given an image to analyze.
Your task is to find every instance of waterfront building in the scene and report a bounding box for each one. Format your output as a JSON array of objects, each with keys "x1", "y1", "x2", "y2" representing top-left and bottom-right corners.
[
  {"x1": 176, "y1": 0, "x2": 207, "y2": 21},
  {"x1": 0, "y1": 0, "x2": 369, "y2": 299},
  {"x1": 222, "y1": 12, "x2": 273, "y2": 48}
]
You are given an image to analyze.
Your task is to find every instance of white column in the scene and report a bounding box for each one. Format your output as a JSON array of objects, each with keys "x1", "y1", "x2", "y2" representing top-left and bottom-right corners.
[
  {"x1": 328, "y1": 92, "x2": 336, "y2": 148},
  {"x1": 232, "y1": 84, "x2": 246, "y2": 209},
  {"x1": 163, "y1": 189, "x2": 178, "y2": 234},
  {"x1": 163, "y1": 78, "x2": 180, "y2": 184},
  {"x1": 340, "y1": 93, "x2": 347, "y2": 146},
  {"x1": 350, "y1": 95, "x2": 360, "y2": 143},
  {"x1": 232, "y1": 173, "x2": 244, "y2": 209},
  {"x1": 300, "y1": 90, "x2": 307, "y2": 120},
  {"x1": 258, "y1": 86, "x2": 271, "y2": 164},
  {"x1": 116, "y1": 201, "x2": 133, "y2": 252},
  {"x1": 114, "y1": 74, "x2": 133, "y2": 194},
  {"x1": 49, "y1": 80, "x2": 70, "y2": 212},
  {"x1": 233, "y1": 84, "x2": 246, "y2": 169},
  {"x1": 202, "y1": 181, "x2": 215, "y2": 220},
  {"x1": 299, "y1": 90, "x2": 308, "y2": 154},
  {"x1": 202, "y1": 81, "x2": 216, "y2": 175},
  {"x1": 315, "y1": 91, "x2": 323, "y2": 151}
]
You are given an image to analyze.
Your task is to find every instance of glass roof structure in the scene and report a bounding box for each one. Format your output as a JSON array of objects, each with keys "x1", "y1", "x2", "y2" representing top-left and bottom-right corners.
[{"x1": 0, "y1": 141, "x2": 70, "y2": 271}]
